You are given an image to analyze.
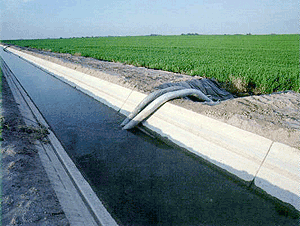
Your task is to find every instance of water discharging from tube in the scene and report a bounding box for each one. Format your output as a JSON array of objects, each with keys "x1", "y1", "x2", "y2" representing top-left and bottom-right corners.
[{"x1": 1, "y1": 48, "x2": 297, "y2": 225}]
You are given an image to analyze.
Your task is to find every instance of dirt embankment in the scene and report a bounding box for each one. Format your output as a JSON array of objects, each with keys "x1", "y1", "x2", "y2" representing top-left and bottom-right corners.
[
  {"x1": 1, "y1": 74, "x2": 70, "y2": 225},
  {"x1": 7, "y1": 45, "x2": 300, "y2": 150}
]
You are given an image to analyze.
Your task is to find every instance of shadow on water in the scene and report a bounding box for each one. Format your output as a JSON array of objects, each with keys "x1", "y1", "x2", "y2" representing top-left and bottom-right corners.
[{"x1": 1, "y1": 48, "x2": 299, "y2": 225}]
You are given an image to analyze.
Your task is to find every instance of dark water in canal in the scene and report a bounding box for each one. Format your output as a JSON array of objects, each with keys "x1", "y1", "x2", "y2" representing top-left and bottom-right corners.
[{"x1": 1, "y1": 48, "x2": 298, "y2": 225}]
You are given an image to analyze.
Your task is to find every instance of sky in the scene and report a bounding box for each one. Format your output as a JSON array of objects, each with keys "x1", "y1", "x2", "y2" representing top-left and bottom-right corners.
[{"x1": 0, "y1": 0, "x2": 298, "y2": 40}]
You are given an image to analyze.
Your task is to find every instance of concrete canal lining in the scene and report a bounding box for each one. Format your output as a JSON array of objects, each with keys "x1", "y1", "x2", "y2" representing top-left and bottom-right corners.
[{"x1": 2, "y1": 44, "x2": 299, "y2": 212}]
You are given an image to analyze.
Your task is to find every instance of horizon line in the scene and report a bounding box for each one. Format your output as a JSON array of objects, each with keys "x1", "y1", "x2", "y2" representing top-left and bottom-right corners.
[{"x1": 1, "y1": 33, "x2": 299, "y2": 41}]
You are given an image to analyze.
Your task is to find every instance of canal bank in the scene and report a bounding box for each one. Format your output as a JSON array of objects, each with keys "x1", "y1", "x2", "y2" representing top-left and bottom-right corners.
[
  {"x1": 1, "y1": 45, "x2": 298, "y2": 224},
  {"x1": 1, "y1": 69, "x2": 71, "y2": 225}
]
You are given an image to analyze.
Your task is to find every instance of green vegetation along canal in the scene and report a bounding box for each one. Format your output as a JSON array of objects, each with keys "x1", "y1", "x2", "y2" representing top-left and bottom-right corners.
[{"x1": 0, "y1": 48, "x2": 298, "y2": 225}]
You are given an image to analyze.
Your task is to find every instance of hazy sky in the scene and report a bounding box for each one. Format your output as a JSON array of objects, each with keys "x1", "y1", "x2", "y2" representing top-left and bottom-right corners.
[{"x1": 0, "y1": 0, "x2": 298, "y2": 40}]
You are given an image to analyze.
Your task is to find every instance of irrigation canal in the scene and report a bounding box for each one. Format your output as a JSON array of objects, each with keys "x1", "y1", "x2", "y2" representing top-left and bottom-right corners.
[{"x1": 1, "y1": 48, "x2": 298, "y2": 225}]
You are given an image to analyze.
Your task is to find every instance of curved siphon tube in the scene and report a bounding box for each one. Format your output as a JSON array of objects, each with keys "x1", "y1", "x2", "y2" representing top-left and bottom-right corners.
[
  {"x1": 121, "y1": 86, "x2": 186, "y2": 126},
  {"x1": 122, "y1": 88, "x2": 216, "y2": 130}
]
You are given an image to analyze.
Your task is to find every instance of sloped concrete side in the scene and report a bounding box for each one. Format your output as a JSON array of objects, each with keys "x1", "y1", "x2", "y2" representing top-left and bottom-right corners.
[
  {"x1": 255, "y1": 142, "x2": 300, "y2": 210},
  {"x1": 4, "y1": 45, "x2": 299, "y2": 211},
  {"x1": 144, "y1": 103, "x2": 273, "y2": 181}
]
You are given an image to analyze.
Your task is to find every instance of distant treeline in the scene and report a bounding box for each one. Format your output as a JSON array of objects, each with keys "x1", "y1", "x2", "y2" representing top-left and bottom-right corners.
[{"x1": 181, "y1": 33, "x2": 200, "y2": 36}]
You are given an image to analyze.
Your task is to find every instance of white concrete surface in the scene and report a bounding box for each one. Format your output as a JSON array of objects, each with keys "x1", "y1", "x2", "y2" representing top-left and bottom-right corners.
[
  {"x1": 3, "y1": 45, "x2": 299, "y2": 211},
  {"x1": 144, "y1": 104, "x2": 273, "y2": 181},
  {"x1": 255, "y1": 142, "x2": 300, "y2": 211}
]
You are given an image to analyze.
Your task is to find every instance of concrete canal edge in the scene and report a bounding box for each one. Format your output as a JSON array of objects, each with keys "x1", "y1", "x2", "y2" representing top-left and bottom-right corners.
[
  {"x1": 1, "y1": 47, "x2": 118, "y2": 225},
  {"x1": 2, "y1": 45, "x2": 299, "y2": 212}
]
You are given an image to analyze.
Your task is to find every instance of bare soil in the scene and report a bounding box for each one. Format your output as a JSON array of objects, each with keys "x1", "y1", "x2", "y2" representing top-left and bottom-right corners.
[
  {"x1": 1, "y1": 75, "x2": 70, "y2": 225},
  {"x1": 13, "y1": 46, "x2": 300, "y2": 150}
]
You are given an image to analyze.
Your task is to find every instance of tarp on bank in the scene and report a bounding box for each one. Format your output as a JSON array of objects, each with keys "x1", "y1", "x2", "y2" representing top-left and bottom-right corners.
[{"x1": 155, "y1": 78, "x2": 234, "y2": 101}]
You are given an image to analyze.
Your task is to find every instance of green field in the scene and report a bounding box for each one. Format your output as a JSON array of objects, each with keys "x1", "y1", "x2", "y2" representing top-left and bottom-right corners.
[{"x1": 2, "y1": 34, "x2": 299, "y2": 94}]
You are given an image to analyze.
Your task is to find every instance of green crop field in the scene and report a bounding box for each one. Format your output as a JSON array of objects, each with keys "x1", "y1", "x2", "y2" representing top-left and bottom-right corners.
[{"x1": 2, "y1": 34, "x2": 299, "y2": 94}]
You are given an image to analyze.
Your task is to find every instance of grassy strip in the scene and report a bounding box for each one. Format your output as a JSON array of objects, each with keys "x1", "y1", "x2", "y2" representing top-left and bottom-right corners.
[{"x1": 2, "y1": 35, "x2": 299, "y2": 94}]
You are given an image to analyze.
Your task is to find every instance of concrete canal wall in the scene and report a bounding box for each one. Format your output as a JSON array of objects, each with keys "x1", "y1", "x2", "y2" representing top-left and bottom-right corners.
[{"x1": 2, "y1": 44, "x2": 299, "y2": 211}]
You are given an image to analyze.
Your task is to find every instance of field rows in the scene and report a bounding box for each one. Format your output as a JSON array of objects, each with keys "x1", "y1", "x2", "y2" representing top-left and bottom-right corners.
[{"x1": 2, "y1": 34, "x2": 299, "y2": 94}]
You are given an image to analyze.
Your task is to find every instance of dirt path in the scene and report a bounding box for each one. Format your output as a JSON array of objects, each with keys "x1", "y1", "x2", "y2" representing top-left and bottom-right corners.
[
  {"x1": 12, "y1": 46, "x2": 300, "y2": 150},
  {"x1": 1, "y1": 75, "x2": 70, "y2": 225}
]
